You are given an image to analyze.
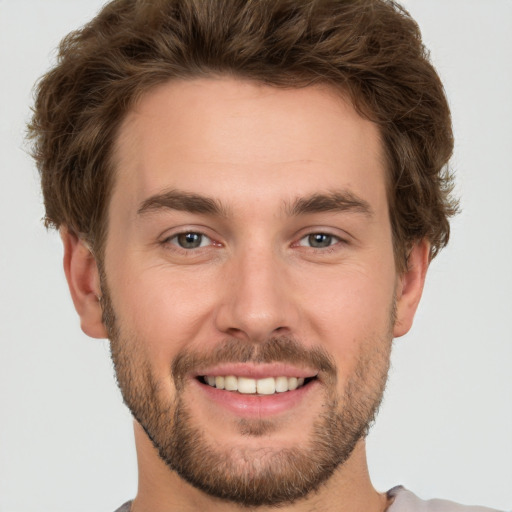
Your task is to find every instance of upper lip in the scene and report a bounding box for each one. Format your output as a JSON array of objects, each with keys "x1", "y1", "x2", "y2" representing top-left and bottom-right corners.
[{"x1": 192, "y1": 363, "x2": 318, "y2": 380}]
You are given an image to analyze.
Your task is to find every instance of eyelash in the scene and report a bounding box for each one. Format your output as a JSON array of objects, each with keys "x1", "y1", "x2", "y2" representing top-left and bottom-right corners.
[
  {"x1": 161, "y1": 230, "x2": 346, "y2": 253},
  {"x1": 295, "y1": 232, "x2": 344, "y2": 251},
  {"x1": 162, "y1": 231, "x2": 216, "y2": 251}
]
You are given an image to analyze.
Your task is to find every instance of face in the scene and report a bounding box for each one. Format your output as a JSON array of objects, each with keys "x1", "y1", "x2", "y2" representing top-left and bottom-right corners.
[{"x1": 98, "y1": 78, "x2": 402, "y2": 506}]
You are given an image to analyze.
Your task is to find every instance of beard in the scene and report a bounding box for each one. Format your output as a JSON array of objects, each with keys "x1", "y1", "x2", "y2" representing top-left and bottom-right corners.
[{"x1": 100, "y1": 275, "x2": 394, "y2": 507}]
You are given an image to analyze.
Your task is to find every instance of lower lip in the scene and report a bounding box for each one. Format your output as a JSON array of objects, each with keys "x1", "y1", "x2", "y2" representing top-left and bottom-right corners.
[{"x1": 192, "y1": 378, "x2": 319, "y2": 418}]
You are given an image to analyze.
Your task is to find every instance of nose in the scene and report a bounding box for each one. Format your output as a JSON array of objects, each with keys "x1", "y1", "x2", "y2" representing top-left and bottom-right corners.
[{"x1": 214, "y1": 247, "x2": 300, "y2": 343}]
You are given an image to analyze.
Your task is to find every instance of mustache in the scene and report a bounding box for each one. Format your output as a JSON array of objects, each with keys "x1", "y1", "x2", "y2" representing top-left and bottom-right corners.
[{"x1": 171, "y1": 336, "x2": 337, "y2": 389}]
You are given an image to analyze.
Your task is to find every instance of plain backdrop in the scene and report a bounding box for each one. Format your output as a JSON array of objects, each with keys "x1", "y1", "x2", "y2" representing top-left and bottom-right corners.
[{"x1": 1, "y1": 1, "x2": 511, "y2": 511}]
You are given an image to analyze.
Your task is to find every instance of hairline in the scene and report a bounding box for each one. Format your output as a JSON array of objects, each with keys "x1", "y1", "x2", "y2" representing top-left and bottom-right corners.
[{"x1": 89, "y1": 74, "x2": 406, "y2": 271}]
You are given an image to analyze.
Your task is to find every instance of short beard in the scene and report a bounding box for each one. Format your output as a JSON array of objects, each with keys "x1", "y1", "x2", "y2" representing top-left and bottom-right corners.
[{"x1": 100, "y1": 273, "x2": 393, "y2": 507}]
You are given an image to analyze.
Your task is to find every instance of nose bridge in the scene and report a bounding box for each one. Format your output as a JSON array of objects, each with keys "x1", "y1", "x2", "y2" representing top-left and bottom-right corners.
[{"x1": 215, "y1": 240, "x2": 297, "y2": 341}]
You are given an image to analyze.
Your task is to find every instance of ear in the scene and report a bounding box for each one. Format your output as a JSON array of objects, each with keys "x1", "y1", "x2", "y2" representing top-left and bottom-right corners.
[
  {"x1": 61, "y1": 227, "x2": 108, "y2": 339},
  {"x1": 393, "y1": 239, "x2": 430, "y2": 338}
]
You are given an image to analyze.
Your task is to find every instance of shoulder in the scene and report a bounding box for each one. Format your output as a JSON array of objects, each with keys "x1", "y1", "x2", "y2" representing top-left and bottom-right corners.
[
  {"x1": 113, "y1": 501, "x2": 132, "y2": 512},
  {"x1": 387, "y1": 487, "x2": 506, "y2": 512}
]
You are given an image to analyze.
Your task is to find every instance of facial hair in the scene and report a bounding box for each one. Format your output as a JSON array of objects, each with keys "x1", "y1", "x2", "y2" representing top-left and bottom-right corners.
[{"x1": 100, "y1": 275, "x2": 394, "y2": 507}]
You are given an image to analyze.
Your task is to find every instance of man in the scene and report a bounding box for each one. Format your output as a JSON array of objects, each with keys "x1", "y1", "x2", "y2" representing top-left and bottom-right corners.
[{"x1": 26, "y1": 1, "x2": 504, "y2": 511}]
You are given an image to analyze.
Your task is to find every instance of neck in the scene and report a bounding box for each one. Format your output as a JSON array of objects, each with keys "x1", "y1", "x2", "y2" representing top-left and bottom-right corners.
[{"x1": 131, "y1": 422, "x2": 388, "y2": 512}]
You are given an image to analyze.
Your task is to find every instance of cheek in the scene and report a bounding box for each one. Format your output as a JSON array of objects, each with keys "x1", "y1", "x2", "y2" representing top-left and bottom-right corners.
[
  {"x1": 298, "y1": 265, "x2": 396, "y2": 370},
  {"x1": 304, "y1": 262, "x2": 395, "y2": 323},
  {"x1": 106, "y1": 261, "x2": 220, "y2": 372}
]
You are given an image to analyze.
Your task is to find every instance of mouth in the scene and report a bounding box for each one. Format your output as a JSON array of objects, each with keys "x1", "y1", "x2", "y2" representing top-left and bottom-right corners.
[
  {"x1": 191, "y1": 366, "x2": 321, "y2": 418},
  {"x1": 198, "y1": 375, "x2": 316, "y2": 395}
]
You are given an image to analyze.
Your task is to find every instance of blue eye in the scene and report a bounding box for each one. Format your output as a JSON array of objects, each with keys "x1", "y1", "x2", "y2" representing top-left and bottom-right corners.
[
  {"x1": 170, "y1": 232, "x2": 211, "y2": 249},
  {"x1": 299, "y1": 233, "x2": 339, "y2": 248}
]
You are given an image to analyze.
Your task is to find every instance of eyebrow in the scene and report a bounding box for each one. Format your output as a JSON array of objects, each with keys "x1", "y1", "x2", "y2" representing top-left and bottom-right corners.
[
  {"x1": 137, "y1": 189, "x2": 229, "y2": 217},
  {"x1": 286, "y1": 191, "x2": 373, "y2": 218},
  {"x1": 137, "y1": 188, "x2": 373, "y2": 219}
]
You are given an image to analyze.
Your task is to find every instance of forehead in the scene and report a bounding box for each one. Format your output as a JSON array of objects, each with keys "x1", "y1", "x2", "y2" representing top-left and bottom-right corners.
[{"x1": 111, "y1": 77, "x2": 387, "y2": 216}]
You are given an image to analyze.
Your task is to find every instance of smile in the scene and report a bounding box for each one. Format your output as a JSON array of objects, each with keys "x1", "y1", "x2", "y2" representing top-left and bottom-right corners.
[{"x1": 201, "y1": 375, "x2": 313, "y2": 395}]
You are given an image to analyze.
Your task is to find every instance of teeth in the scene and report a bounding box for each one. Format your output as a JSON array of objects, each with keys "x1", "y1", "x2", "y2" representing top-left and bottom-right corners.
[
  {"x1": 256, "y1": 377, "x2": 275, "y2": 395},
  {"x1": 215, "y1": 376, "x2": 225, "y2": 390},
  {"x1": 203, "y1": 375, "x2": 310, "y2": 394},
  {"x1": 238, "y1": 377, "x2": 256, "y2": 394},
  {"x1": 224, "y1": 375, "x2": 238, "y2": 391},
  {"x1": 275, "y1": 376, "x2": 288, "y2": 392},
  {"x1": 288, "y1": 377, "x2": 298, "y2": 391}
]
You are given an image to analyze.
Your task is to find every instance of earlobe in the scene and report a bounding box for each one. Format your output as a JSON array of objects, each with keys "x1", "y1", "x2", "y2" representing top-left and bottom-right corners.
[
  {"x1": 61, "y1": 227, "x2": 108, "y2": 339},
  {"x1": 393, "y1": 239, "x2": 430, "y2": 338}
]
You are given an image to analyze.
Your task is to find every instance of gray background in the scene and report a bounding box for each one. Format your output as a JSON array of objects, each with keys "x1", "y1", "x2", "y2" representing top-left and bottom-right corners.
[{"x1": 1, "y1": 1, "x2": 511, "y2": 511}]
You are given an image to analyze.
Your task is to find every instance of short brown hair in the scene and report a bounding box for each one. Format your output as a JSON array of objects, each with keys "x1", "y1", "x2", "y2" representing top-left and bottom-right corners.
[{"x1": 28, "y1": 0, "x2": 458, "y2": 270}]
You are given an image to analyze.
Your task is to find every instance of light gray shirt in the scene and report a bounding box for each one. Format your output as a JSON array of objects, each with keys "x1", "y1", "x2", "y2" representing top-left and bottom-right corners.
[
  {"x1": 387, "y1": 486, "x2": 505, "y2": 511},
  {"x1": 113, "y1": 486, "x2": 506, "y2": 511}
]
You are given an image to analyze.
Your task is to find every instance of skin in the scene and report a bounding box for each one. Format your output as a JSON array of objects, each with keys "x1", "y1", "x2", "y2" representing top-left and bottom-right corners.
[{"x1": 62, "y1": 77, "x2": 430, "y2": 512}]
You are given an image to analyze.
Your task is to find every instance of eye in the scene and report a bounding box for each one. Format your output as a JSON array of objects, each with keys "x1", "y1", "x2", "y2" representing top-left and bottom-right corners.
[
  {"x1": 168, "y1": 232, "x2": 212, "y2": 249},
  {"x1": 298, "y1": 233, "x2": 340, "y2": 249}
]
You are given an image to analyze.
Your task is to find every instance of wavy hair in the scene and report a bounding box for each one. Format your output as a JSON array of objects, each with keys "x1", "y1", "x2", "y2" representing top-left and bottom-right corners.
[{"x1": 28, "y1": 0, "x2": 458, "y2": 270}]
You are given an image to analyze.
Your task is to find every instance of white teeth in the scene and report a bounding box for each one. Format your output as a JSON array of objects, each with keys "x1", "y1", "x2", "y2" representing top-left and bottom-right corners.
[
  {"x1": 204, "y1": 375, "x2": 310, "y2": 394},
  {"x1": 215, "y1": 376, "x2": 225, "y2": 390},
  {"x1": 238, "y1": 377, "x2": 256, "y2": 394},
  {"x1": 224, "y1": 375, "x2": 238, "y2": 391},
  {"x1": 288, "y1": 377, "x2": 298, "y2": 391},
  {"x1": 275, "y1": 376, "x2": 288, "y2": 393},
  {"x1": 256, "y1": 377, "x2": 276, "y2": 395}
]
